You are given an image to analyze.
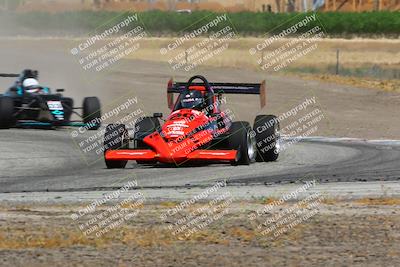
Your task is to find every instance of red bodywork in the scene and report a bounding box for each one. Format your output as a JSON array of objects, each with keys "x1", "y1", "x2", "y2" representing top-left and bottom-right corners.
[
  {"x1": 105, "y1": 106, "x2": 236, "y2": 164},
  {"x1": 105, "y1": 77, "x2": 265, "y2": 165}
]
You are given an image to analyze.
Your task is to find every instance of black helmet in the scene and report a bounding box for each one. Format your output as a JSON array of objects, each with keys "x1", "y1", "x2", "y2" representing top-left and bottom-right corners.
[{"x1": 180, "y1": 90, "x2": 205, "y2": 110}]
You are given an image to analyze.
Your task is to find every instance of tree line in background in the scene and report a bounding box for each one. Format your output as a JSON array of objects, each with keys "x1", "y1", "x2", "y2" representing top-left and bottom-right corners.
[{"x1": 1, "y1": 10, "x2": 399, "y2": 35}]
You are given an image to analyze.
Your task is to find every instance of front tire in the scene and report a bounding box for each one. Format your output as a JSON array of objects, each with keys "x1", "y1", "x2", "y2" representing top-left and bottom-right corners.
[
  {"x1": 0, "y1": 96, "x2": 15, "y2": 129},
  {"x1": 104, "y1": 124, "x2": 129, "y2": 169},
  {"x1": 228, "y1": 121, "x2": 256, "y2": 165},
  {"x1": 83, "y1": 97, "x2": 101, "y2": 130},
  {"x1": 253, "y1": 115, "x2": 280, "y2": 162}
]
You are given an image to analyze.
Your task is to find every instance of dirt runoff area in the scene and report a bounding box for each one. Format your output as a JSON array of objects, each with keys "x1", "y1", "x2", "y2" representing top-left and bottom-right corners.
[{"x1": 0, "y1": 198, "x2": 399, "y2": 267}]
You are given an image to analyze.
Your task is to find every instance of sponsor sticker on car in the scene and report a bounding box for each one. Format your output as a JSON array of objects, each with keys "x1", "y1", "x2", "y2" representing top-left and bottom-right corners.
[{"x1": 47, "y1": 101, "x2": 64, "y2": 120}]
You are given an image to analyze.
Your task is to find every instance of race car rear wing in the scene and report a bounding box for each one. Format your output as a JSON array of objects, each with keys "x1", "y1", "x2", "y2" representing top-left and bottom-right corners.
[
  {"x1": 167, "y1": 78, "x2": 266, "y2": 109},
  {"x1": 0, "y1": 73, "x2": 19, "y2": 77}
]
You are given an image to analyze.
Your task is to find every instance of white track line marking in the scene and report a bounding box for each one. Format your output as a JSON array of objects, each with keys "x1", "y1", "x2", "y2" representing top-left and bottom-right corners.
[{"x1": 282, "y1": 136, "x2": 400, "y2": 146}]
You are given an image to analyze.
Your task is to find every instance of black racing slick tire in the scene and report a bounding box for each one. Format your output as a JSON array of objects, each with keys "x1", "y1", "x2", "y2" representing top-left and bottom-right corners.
[
  {"x1": 253, "y1": 115, "x2": 280, "y2": 162},
  {"x1": 83, "y1": 97, "x2": 101, "y2": 130},
  {"x1": 104, "y1": 124, "x2": 129, "y2": 169},
  {"x1": 228, "y1": 121, "x2": 257, "y2": 165},
  {"x1": 0, "y1": 96, "x2": 15, "y2": 129},
  {"x1": 134, "y1": 117, "x2": 160, "y2": 164}
]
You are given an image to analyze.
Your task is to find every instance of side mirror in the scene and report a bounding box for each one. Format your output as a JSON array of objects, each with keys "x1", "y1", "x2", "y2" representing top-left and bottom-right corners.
[
  {"x1": 56, "y1": 89, "x2": 65, "y2": 93},
  {"x1": 153, "y1": 112, "x2": 163, "y2": 118}
]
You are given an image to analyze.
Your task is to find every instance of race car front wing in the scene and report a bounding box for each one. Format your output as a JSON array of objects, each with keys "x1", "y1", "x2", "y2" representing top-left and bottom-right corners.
[
  {"x1": 105, "y1": 149, "x2": 237, "y2": 163},
  {"x1": 105, "y1": 131, "x2": 237, "y2": 164}
]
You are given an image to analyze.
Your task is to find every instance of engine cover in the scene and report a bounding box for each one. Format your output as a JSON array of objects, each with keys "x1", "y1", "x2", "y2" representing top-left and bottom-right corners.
[{"x1": 161, "y1": 109, "x2": 209, "y2": 142}]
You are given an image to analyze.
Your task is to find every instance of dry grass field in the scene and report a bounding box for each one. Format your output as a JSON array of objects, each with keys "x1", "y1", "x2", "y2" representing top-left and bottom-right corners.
[
  {"x1": 0, "y1": 199, "x2": 399, "y2": 266},
  {"x1": 125, "y1": 37, "x2": 400, "y2": 69},
  {"x1": 119, "y1": 37, "x2": 400, "y2": 92},
  {"x1": 121, "y1": 37, "x2": 400, "y2": 91}
]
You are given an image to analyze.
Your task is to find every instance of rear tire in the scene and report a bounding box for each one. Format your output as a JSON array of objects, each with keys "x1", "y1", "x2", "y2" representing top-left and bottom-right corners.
[
  {"x1": 83, "y1": 97, "x2": 101, "y2": 130},
  {"x1": 135, "y1": 117, "x2": 160, "y2": 135},
  {"x1": 134, "y1": 117, "x2": 160, "y2": 164},
  {"x1": 228, "y1": 121, "x2": 256, "y2": 165},
  {"x1": 0, "y1": 97, "x2": 15, "y2": 129},
  {"x1": 253, "y1": 115, "x2": 280, "y2": 162},
  {"x1": 104, "y1": 124, "x2": 129, "y2": 169}
]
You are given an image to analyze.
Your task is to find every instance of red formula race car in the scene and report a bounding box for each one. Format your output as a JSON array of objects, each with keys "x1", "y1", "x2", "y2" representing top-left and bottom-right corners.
[{"x1": 103, "y1": 75, "x2": 280, "y2": 168}]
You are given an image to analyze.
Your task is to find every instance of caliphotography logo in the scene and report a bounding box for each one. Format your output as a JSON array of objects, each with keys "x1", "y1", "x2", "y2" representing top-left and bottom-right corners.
[
  {"x1": 70, "y1": 13, "x2": 147, "y2": 73},
  {"x1": 160, "y1": 13, "x2": 237, "y2": 72},
  {"x1": 249, "y1": 13, "x2": 326, "y2": 72}
]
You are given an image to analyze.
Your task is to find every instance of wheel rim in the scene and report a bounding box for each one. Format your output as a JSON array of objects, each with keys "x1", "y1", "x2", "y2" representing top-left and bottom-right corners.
[
  {"x1": 122, "y1": 130, "x2": 129, "y2": 149},
  {"x1": 247, "y1": 130, "x2": 257, "y2": 161},
  {"x1": 274, "y1": 124, "x2": 281, "y2": 153}
]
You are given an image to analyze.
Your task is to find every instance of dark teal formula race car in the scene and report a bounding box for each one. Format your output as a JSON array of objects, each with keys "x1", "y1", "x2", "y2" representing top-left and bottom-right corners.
[{"x1": 0, "y1": 69, "x2": 101, "y2": 130}]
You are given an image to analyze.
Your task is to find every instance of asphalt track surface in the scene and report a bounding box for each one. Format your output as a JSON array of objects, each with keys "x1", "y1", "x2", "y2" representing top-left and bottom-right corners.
[
  {"x1": 0, "y1": 128, "x2": 399, "y2": 193},
  {"x1": 0, "y1": 39, "x2": 399, "y2": 194}
]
